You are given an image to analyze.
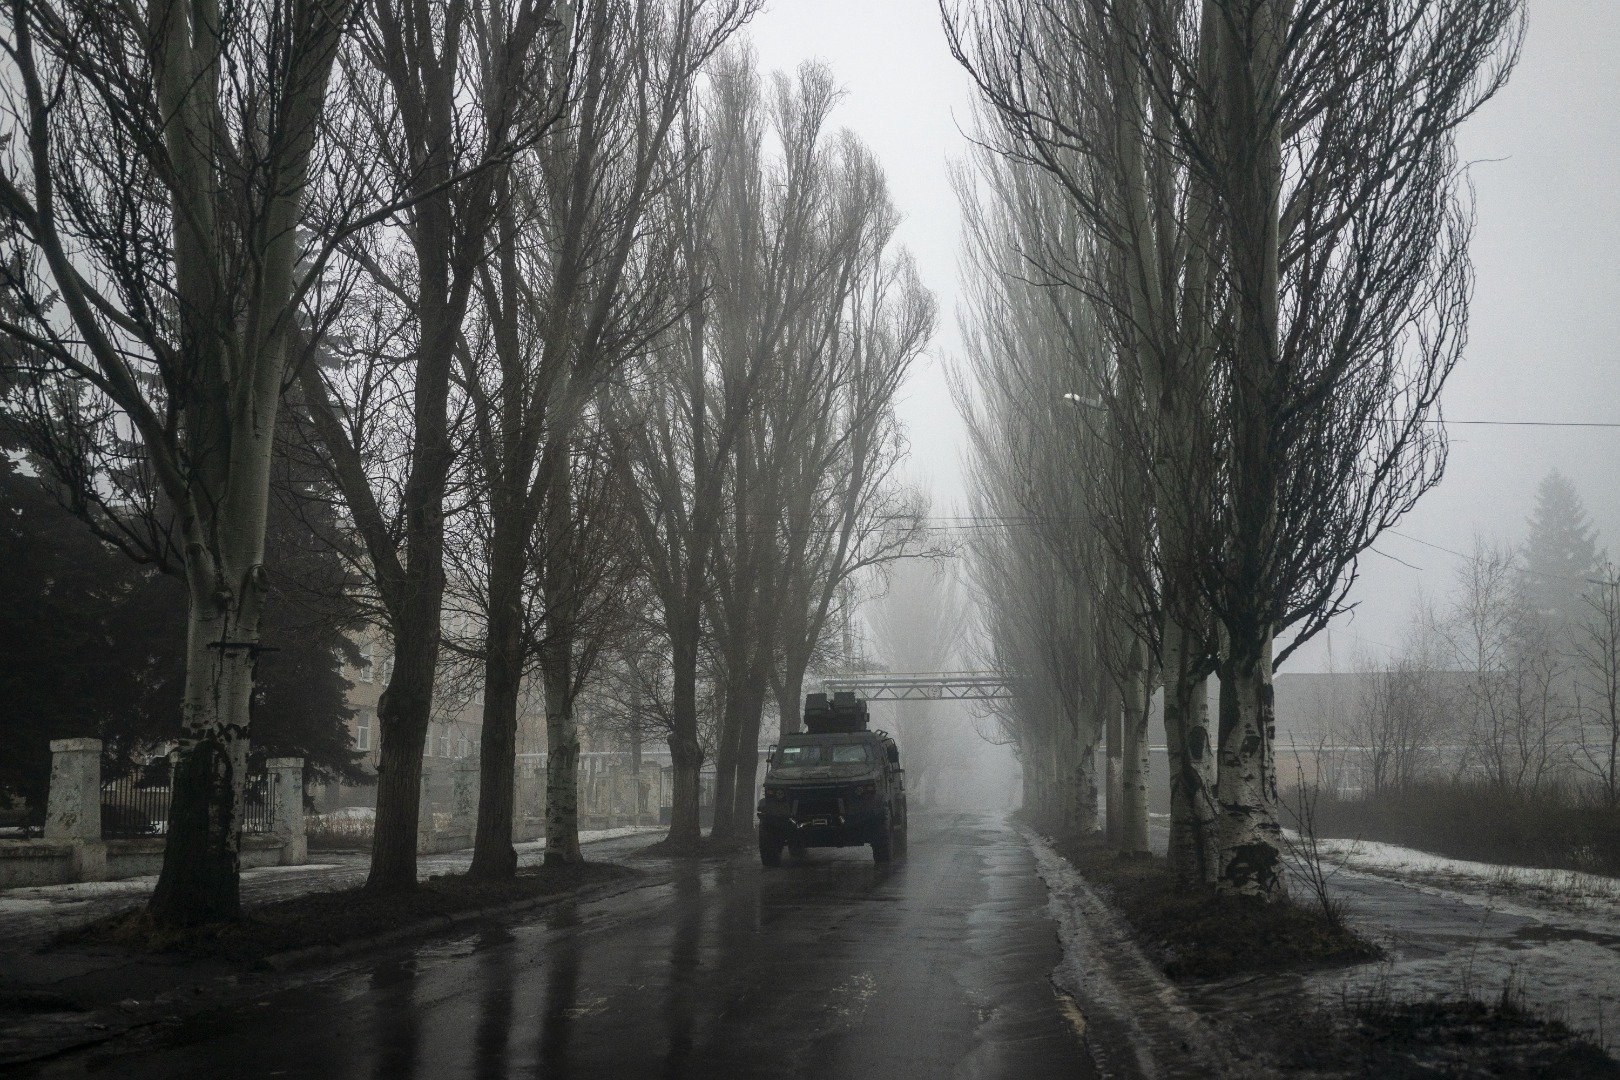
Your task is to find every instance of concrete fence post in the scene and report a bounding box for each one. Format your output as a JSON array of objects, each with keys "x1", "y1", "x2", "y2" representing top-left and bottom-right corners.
[
  {"x1": 417, "y1": 763, "x2": 437, "y2": 854},
  {"x1": 268, "y1": 757, "x2": 307, "y2": 866},
  {"x1": 451, "y1": 758, "x2": 478, "y2": 837},
  {"x1": 45, "y1": 738, "x2": 107, "y2": 881}
]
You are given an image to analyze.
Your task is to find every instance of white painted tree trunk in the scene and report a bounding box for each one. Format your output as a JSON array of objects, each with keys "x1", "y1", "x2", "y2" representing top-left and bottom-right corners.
[
  {"x1": 149, "y1": 599, "x2": 259, "y2": 923},
  {"x1": 1163, "y1": 613, "x2": 1219, "y2": 885},
  {"x1": 1075, "y1": 732, "x2": 1099, "y2": 834},
  {"x1": 1216, "y1": 632, "x2": 1283, "y2": 898},
  {"x1": 1104, "y1": 673, "x2": 1124, "y2": 847},
  {"x1": 1120, "y1": 640, "x2": 1150, "y2": 855}
]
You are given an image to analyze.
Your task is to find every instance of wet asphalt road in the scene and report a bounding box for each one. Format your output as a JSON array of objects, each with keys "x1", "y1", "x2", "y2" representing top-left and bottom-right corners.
[{"x1": 28, "y1": 813, "x2": 1091, "y2": 1080}]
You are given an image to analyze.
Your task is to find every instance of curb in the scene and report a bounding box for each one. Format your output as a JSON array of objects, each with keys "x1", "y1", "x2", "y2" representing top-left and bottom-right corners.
[{"x1": 1022, "y1": 827, "x2": 1259, "y2": 1080}]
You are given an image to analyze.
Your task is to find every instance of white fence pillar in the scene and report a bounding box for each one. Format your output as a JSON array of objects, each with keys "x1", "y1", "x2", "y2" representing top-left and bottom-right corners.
[
  {"x1": 268, "y1": 757, "x2": 307, "y2": 865},
  {"x1": 45, "y1": 738, "x2": 106, "y2": 881},
  {"x1": 417, "y1": 763, "x2": 438, "y2": 854}
]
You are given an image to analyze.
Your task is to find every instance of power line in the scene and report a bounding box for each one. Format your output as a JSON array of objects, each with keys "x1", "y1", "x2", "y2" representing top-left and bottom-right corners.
[
  {"x1": 1369, "y1": 546, "x2": 1424, "y2": 572},
  {"x1": 1427, "y1": 419, "x2": 1620, "y2": 428}
]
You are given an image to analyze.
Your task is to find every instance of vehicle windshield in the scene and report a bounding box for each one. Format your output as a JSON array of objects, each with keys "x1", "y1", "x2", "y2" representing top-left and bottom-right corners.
[{"x1": 774, "y1": 742, "x2": 874, "y2": 767}]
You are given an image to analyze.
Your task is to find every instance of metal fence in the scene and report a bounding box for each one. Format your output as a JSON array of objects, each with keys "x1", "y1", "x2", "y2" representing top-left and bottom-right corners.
[
  {"x1": 100, "y1": 773, "x2": 170, "y2": 837},
  {"x1": 242, "y1": 772, "x2": 277, "y2": 835},
  {"x1": 100, "y1": 769, "x2": 277, "y2": 838}
]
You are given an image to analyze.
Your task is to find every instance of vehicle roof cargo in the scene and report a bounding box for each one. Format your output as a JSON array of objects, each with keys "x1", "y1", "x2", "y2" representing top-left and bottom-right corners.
[{"x1": 803, "y1": 691, "x2": 869, "y2": 733}]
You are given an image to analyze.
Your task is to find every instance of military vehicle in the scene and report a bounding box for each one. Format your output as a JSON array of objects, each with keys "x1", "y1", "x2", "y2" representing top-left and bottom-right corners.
[{"x1": 756, "y1": 691, "x2": 907, "y2": 866}]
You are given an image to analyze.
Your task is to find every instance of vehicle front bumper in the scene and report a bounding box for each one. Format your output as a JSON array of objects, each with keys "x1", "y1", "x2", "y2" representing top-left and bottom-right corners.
[{"x1": 758, "y1": 791, "x2": 884, "y2": 846}]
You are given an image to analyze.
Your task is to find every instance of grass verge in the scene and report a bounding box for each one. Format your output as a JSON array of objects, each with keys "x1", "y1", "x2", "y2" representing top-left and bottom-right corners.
[
  {"x1": 53, "y1": 861, "x2": 638, "y2": 964},
  {"x1": 1051, "y1": 834, "x2": 1620, "y2": 1076},
  {"x1": 1052, "y1": 836, "x2": 1379, "y2": 978},
  {"x1": 1340, "y1": 994, "x2": 1620, "y2": 1079}
]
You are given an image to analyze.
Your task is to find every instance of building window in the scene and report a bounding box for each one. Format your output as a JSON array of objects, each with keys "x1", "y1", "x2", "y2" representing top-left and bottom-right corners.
[
  {"x1": 356, "y1": 711, "x2": 372, "y2": 752},
  {"x1": 436, "y1": 727, "x2": 450, "y2": 759},
  {"x1": 358, "y1": 643, "x2": 375, "y2": 684}
]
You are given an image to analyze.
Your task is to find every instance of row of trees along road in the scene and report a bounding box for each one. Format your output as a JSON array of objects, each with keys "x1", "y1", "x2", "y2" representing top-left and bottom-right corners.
[
  {"x1": 608, "y1": 51, "x2": 934, "y2": 847},
  {"x1": 0, "y1": 0, "x2": 930, "y2": 924},
  {"x1": 945, "y1": 0, "x2": 1524, "y2": 899}
]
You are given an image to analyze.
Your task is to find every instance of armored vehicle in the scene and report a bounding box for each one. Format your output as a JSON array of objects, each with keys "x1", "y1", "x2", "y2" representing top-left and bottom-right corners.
[{"x1": 757, "y1": 691, "x2": 907, "y2": 866}]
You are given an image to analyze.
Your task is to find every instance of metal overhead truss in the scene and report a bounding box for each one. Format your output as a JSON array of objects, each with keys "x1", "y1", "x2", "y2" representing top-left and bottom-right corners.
[{"x1": 820, "y1": 671, "x2": 1014, "y2": 701}]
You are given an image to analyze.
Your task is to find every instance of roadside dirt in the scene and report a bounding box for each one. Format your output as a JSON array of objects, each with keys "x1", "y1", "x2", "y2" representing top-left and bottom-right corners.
[{"x1": 1041, "y1": 832, "x2": 1620, "y2": 1078}]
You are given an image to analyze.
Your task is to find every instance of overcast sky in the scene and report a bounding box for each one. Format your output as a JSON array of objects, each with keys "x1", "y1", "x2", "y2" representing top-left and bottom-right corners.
[{"x1": 749, "y1": 0, "x2": 1620, "y2": 674}]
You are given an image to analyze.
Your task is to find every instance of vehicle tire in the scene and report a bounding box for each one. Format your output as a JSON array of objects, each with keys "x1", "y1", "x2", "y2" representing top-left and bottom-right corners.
[
  {"x1": 871, "y1": 817, "x2": 893, "y2": 864},
  {"x1": 759, "y1": 833, "x2": 784, "y2": 867},
  {"x1": 893, "y1": 817, "x2": 908, "y2": 859}
]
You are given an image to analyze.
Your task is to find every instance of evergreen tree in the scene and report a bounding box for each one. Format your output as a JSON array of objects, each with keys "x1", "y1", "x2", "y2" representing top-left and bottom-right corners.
[
  {"x1": 1519, "y1": 470, "x2": 1605, "y2": 635},
  {"x1": 0, "y1": 424, "x2": 368, "y2": 815}
]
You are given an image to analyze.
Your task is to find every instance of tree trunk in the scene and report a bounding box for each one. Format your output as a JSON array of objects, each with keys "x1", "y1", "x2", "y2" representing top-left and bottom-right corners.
[
  {"x1": 709, "y1": 670, "x2": 746, "y2": 839},
  {"x1": 148, "y1": 598, "x2": 258, "y2": 925},
  {"x1": 776, "y1": 659, "x2": 806, "y2": 736},
  {"x1": 1163, "y1": 613, "x2": 1218, "y2": 885},
  {"x1": 1103, "y1": 667, "x2": 1123, "y2": 847},
  {"x1": 665, "y1": 621, "x2": 704, "y2": 847},
  {"x1": 728, "y1": 675, "x2": 767, "y2": 829},
  {"x1": 368, "y1": 610, "x2": 440, "y2": 891},
  {"x1": 1120, "y1": 642, "x2": 1150, "y2": 856},
  {"x1": 1216, "y1": 632, "x2": 1283, "y2": 899},
  {"x1": 1075, "y1": 730, "x2": 1099, "y2": 834},
  {"x1": 542, "y1": 633, "x2": 582, "y2": 864},
  {"x1": 469, "y1": 542, "x2": 526, "y2": 879}
]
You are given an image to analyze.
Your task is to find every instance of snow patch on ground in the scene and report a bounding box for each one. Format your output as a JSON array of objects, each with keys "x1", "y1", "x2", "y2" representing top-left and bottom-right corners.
[
  {"x1": 1308, "y1": 834, "x2": 1620, "y2": 921},
  {"x1": 0, "y1": 864, "x2": 346, "y2": 915},
  {"x1": 1285, "y1": 834, "x2": 1620, "y2": 1054},
  {"x1": 0, "y1": 827, "x2": 662, "y2": 915}
]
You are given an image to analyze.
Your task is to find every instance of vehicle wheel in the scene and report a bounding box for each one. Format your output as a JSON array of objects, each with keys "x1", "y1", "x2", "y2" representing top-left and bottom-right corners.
[
  {"x1": 894, "y1": 819, "x2": 908, "y2": 858},
  {"x1": 871, "y1": 818, "x2": 893, "y2": 864},
  {"x1": 759, "y1": 833, "x2": 784, "y2": 867}
]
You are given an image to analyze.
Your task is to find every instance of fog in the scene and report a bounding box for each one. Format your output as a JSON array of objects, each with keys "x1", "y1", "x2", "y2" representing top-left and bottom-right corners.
[{"x1": 750, "y1": 0, "x2": 1620, "y2": 676}]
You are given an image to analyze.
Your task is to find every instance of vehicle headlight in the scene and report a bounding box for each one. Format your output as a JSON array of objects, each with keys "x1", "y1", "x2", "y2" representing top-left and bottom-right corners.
[{"x1": 764, "y1": 786, "x2": 786, "y2": 800}]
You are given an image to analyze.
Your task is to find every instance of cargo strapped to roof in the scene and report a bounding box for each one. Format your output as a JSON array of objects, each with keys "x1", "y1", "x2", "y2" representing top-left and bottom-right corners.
[{"x1": 803, "y1": 690, "x2": 869, "y2": 733}]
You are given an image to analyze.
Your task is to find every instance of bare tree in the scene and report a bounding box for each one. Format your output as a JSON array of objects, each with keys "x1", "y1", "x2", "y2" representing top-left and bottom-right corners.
[
  {"x1": 605, "y1": 48, "x2": 772, "y2": 848},
  {"x1": 0, "y1": 0, "x2": 354, "y2": 923},
  {"x1": 298, "y1": 0, "x2": 562, "y2": 891},
  {"x1": 703, "y1": 62, "x2": 933, "y2": 838},
  {"x1": 948, "y1": 0, "x2": 1523, "y2": 898},
  {"x1": 447, "y1": 0, "x2": 749, "y2": 879},
  {"x1": 763, "y1": 212, "x2": 935, "y2": 739},
  {"x1": 951, "y1": 128, "x2": 1113, "y2": 839},
  {"x1": 1443, "y1": 538, "x2": 1573, "y2": 797},
  {"x1": 1574, "y1": 567, "x2": 1620, "y2": 804},
  {"x1": 1342, "y1": 614, "x2": 1447, "y2": 796}
]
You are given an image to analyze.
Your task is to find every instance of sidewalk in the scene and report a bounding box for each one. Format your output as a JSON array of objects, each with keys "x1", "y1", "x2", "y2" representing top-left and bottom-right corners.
[
  {"x1": 0, "y1": 826, "x2": 661, "y2": 954},
  {"x1": 0, "y1": 828, "x2": 666, "y2": 1066}
]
